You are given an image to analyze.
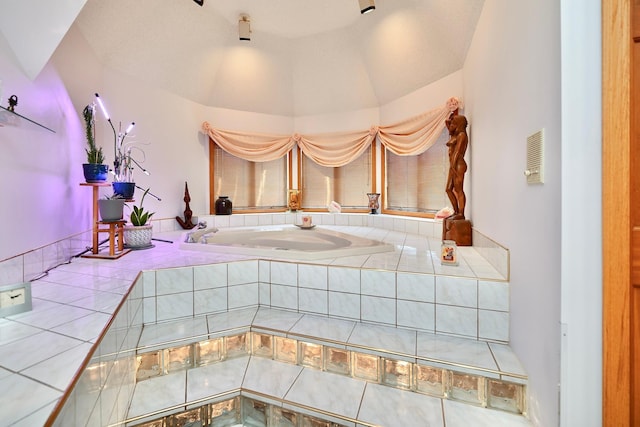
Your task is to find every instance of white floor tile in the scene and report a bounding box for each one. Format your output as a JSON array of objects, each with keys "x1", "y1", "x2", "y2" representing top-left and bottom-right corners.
[
  {"x1": 416, "y1": 332, "x2": 497, "y2": 372},
  {"x1": 242, "y1": 357, "x2": 303, "y2": 399},
  {"x1": 443, "y1": 399, "x2": 532, "y2": 427},
  {"x1": 0, "y1": 331, "x2": 85, "y2": 372},
  {"x1": 0, "y1": 374, "x2": 61, "y2": 426},
  {"x1": 289, "y1": 314, "x2": 356, "y2": 343},
  {"x1": 21, "y1": 342, "x2": 94, "y2": 390},
  {"x1": 138, "y1": 316, "x2": 209, "y2": 349},
  {"x1": 284, "y1": 368, "x2": 366, "y2": 420},
  {"x1": 187, "y1": 356, "x2": 249, "y2": 402},
  {"x1": 348, "y1": 322, "x2": 417, "y2": 357},
  {"x1": 128, "y1": 371, "x2": 187, "y2": 419},
  {"x1": 358, "y1": 383, "x2": 444, "y2": 427}
]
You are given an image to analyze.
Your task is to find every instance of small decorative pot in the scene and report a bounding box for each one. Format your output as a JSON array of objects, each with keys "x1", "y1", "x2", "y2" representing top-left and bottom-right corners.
[
  {"x1": 366, "y1": 193, "x2": 380, "y2": 214},
  {"x1": 215, "y1": 196, "x2": 232, "y2": 215},
  {"x1": 124, "y1": 224, "x2": 153, "y2": 248},
  {"x1": 98, "y1": 199, "x2": 125, "y2": 222},
  {"x1": 83, "y1": 163, "x2": 109, "y2": 183},
  {"x1": 113, "y1": 182, "x2": 135, "y2": 200}
]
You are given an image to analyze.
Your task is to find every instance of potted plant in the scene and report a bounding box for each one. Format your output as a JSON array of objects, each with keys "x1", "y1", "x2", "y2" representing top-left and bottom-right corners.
[
  {"x1": 94, "y1": 94, "x2": 139, "y2": 199},
  {"x1": 97, "y1": 193, "x2": 125, "y2": 222},
  {"x1": 124, "y1": 187, "x2": 155, "y2": 248},
  {"x1": 82, "y1": 104, "x2": 109, "y2": 183}
]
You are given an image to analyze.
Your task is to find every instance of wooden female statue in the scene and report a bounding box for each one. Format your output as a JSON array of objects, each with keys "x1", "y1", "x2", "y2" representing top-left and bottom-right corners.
[{"x1": 445, "y1": 113, "x2": 469, "y2": 220}]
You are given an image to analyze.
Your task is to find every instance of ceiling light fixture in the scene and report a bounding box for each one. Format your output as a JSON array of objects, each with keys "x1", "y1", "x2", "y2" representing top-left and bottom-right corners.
[
  {"x1": 193, "y1": 0, "x2": 203, "y2": 6},
  {"x1": 359, "y1": 0, "x2": 375, "y2": 14},
  {"x1": 239, "y1": 15, "x2": 251, "y2": 41}
]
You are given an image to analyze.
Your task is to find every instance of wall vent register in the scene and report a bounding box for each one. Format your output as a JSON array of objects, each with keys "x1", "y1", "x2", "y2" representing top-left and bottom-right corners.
[{"x1": 525, "y1": 129, "x2": 544, "y2": 184}]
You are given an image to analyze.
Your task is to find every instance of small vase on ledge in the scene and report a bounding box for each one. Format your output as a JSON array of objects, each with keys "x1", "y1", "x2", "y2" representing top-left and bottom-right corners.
[
  {"x1": 215, "y1": 196, "x2": 232, "y2": 215},
  {"x1": 367, "y1": 193, "x2": 380, "y2": 214}
]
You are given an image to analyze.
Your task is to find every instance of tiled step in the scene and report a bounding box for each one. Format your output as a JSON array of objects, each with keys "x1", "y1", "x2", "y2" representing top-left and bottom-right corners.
[
  {"x1": 127, "y1": 307, "x2": 530, "y2": 426},
  {"x1": 128, "y1": 357, "x2": 532, "y2": 427}
]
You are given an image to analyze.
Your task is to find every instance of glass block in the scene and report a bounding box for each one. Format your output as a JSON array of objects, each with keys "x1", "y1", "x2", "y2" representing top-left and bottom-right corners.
[
  {"x1": 272, "y1": 406, "x2": 297, "y2": 427},
  {"x1": 242, "y1": 398, "x2": 267, "y2": 427},
  {"x1": 449, "y1": 371, "x2": 485, "y2": 405},
  {"x1": 487, "y1": 379, "x2": 525, "y2": 413},
  {"x1": 324, "y1": 347, "x2": 350, "y2": 375},
  {"x1": 299, "y1": 341, "x2": 323, "y2": 369},
  {"x1": 135, "y1": 419, "x2": 165, "y2": 427},
  {"x1": 137, "y1": 351, "x2": 162, "y2": 381},
  {"x1": 164, "y1": 345, "x2": 193, "y2": 373},
  {"x1": 210, "y1": 397, "x2": 241, "y2": 426},
  {"x1": 415, "y1": 364, "x2": 446, "y2": 397},
  {"x1": 275, "y1": 336, "x2": 297, "y2": 364},
  {"x1": 251, "y1": 333, "x2": 273, "y2": 358},
  {"x1": 352, "y1": 352, "x2": 379, "y2": 382},
  {"x1": 82, "y1": 361, "x2": 106, "y2": 392},
  {"x1": 302, "y1": 415, "x2": 331, "y2": 427},
  {"x1": 225, "y1": 333, "x2": 248, "y2": 359},
  {"x1": 172, "y1": 407, "x2": 203, "y2": 427},
  {"x1": 382, "y1": 359, "x2": 412, "y2": 389},
  {"x1": 196, "y1": 339, "x2": 222, "y2": 367}
]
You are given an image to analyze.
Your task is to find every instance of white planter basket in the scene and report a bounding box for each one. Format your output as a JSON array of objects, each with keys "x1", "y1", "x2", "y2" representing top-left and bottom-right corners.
[{"x1": 124, "y1": 224, "x2": 153, "y2": 248}]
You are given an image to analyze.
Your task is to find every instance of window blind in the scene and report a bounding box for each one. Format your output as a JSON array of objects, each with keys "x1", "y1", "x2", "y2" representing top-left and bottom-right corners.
[
  {"x1": 385, "y1": 131, "x2": 449, "y2": 213},
  {"x1": 213, "y1": 144, "x2": 287, "y2": 210},
  {"x1": 301, "y1": 146, "x2": 372, "y2": 210}
]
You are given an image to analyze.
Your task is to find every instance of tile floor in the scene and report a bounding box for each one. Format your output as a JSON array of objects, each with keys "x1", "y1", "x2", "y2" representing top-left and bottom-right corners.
[{"x1": 0, "y1": 224, "x2": 527, "y2": 426}]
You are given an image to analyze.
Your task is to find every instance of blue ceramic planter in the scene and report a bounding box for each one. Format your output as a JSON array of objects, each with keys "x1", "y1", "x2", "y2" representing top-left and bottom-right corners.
[
  {"x1": 113, "y1": 182, "x2": 135, "y2": 200},
  {"x1": 82, "y1": 163, "x2": 109, "y2": 183}
]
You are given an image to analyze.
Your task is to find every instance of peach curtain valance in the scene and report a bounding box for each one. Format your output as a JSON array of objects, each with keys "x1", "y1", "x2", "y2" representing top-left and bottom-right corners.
[
  {"x1": 201, "y1": 97, "x2": 462, "y2": 167},
  {"x1": 201, "y1": 123, "x2": 295, "y2": 162}
]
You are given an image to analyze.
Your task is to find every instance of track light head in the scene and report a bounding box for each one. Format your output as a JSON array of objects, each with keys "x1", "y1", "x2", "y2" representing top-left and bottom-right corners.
[
  {"x1": 239, "y1": 15, "x2": 251, "y2": 41},
  {"x1": 193, "y1": 0, "x2": 203, "y2": 6},
  {"x1": 359, "y1": 0, "x2": 375, "y2": 14}
]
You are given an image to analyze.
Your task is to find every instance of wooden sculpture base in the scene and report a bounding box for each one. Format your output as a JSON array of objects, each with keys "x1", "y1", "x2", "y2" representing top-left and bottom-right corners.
[{"x1": 442, "y1": 217, "x2": 472, "y2": 246}]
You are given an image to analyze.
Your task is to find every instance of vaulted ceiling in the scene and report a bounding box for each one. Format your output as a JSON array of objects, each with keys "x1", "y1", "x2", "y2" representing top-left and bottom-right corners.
[{"x1": 7, "y1": 0, "x2": 485, "y2": 117}]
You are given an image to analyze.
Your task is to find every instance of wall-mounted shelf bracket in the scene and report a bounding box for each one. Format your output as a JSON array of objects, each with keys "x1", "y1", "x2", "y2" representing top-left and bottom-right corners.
[{"x1": 0, "y1": 105, "x2": 55, "y2": 133}]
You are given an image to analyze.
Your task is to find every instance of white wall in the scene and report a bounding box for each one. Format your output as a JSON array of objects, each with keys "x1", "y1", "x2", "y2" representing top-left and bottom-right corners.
[
  {"x1": 559, "y1": 0, "x2": 602, "y2": 425},
  {"x1": 0, "y1": 31, "x2": 92, "y2": 261},
  {"x1": 463, "y1": 1, "x2": 562, "y2": 426}
]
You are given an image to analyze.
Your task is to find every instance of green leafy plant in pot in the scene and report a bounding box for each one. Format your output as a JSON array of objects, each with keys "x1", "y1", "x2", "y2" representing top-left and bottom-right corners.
[
  {"x1": 82, "y1": 104, "x2": 109, "y2": 183},
  {"x1": 124, "y1": 187, "x2": 155, "y2": 248}
]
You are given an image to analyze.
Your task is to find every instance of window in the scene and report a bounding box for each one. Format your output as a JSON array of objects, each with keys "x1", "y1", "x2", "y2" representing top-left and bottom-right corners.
[
  {"x1": 301, "y1": 145, "x2": 373, "y2": 211},
  {"x1": 210, "y1": 142, "x2": 288, "y2": 212},
  {"x1": 383, "y1": 131, "x2": 449, "y2": 215}
]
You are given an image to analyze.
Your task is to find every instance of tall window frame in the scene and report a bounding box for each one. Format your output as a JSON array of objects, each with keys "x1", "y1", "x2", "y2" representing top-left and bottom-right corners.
[{"x1": 209, "y1": 139, "x2": 290, "y2": 213}]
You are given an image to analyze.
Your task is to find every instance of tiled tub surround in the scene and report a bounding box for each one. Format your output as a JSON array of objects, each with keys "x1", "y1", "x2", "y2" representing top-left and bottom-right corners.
[
  {"x1": 144, "y1": 257, "x2": 509, "y2": 342},
  {"x1": 0, "y1": 212, "x2": 510, "y2": 288},
  {"x1": 0, "y1": 214, "x2": 514, "y2": 426}
]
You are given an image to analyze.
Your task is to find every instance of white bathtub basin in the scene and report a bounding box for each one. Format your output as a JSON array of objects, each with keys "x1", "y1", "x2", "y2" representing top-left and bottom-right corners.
[{"x1": 180, "y1": 226, "x2": 395, "y2": 260}]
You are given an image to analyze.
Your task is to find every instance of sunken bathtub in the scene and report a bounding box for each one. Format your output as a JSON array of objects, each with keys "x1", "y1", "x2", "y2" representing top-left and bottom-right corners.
[{"x1": 180, "y1": 226, "x2": 395, "y2": 260}]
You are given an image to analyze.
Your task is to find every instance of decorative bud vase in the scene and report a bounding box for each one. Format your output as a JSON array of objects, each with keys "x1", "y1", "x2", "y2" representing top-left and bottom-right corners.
[{"x1": 367, "y1": 193, "x2": 380, "y2": 214}]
